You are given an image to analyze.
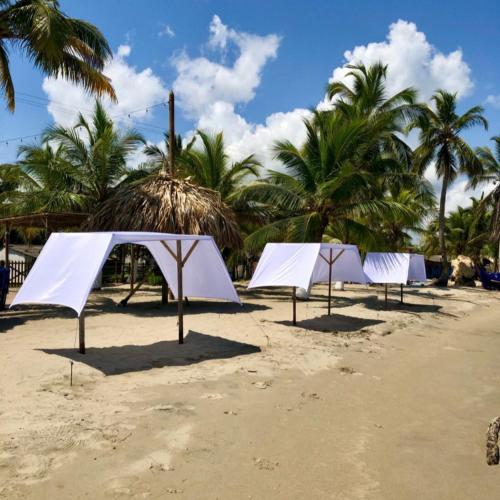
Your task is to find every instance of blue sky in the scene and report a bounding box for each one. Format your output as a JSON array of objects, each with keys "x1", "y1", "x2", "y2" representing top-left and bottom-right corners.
[{"x1": 0, "y1": 0, "x2": 499, "y2": 209}]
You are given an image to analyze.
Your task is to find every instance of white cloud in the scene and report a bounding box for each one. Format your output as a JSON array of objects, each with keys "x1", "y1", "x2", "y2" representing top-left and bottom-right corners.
[
  {"x1": 172, "y1": 17, "x2": 477, "y2": 173},
  {"x1": 486, "y1": 94, "x2": 500, "y2": 109},
  {"x1": 320, "y1": 20, "x2": 473, "y2": 109},
  {"x1": 159, "y1": 24, "x2": 175, "y2": 38},
  {"x1": 172, "y1": 15, "x2": 280, "y2": 119},
  {"x1": 42, "y1": 45, "x2": 167, "y2": 127}
]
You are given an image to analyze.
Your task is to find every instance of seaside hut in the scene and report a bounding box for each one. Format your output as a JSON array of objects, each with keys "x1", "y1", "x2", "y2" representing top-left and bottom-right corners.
[
  {"x1": 11, "y1": 231, "x2": 241, "y2": 353},
  {"x1": 248, "y1": 242, "x2": 366, "y2": 324},
  {"x1": 83, "y1": 91, "x2": 240, "y2": 300},
  {"x1": 362, "y1": 252, "x2": 427, "y2": 306}
]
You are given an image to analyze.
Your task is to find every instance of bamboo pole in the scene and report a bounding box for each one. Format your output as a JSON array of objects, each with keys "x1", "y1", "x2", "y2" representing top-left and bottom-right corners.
[
  {"x1": 176, "y1": 240, "x2": 184, "y2": 344},
  {"x1": 78, "y1": 312, "x2": 85, "y2": 354},
  {"x1": 292, "y1": 286, "x2": 297, "y2": 325}
]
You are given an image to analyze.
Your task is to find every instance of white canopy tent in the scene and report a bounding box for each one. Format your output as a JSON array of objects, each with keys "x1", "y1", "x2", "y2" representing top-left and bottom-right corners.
[
  {"x1": 248, "y1": 243, "x2": 366, "y2": 324},
  {"x1": 11, "y1": 232, "x2": 240, "y2": 352},
  {"x1": 362, "y1": 252, "x2": 426, "y2": 306}
]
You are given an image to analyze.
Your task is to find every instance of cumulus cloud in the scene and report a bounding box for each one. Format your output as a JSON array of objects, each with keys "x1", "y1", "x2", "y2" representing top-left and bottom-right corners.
[
  {"x1": 172, "y1": 15, "x2": 280, "y2": 119},
  {"x1": 172, "y1": 15, "x2": 304, "y2": 168},
  {"x1": 320, "y1": 20, "x2": 473, "y2": 110},
  {"x1": 42, "y1": 45, "x2": 167, "y2": 127}
]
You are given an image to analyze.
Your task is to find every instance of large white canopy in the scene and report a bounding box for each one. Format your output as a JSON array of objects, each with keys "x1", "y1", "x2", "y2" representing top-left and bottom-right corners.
[
  {"x1": 363, "y1": 252, "x2": 427, "y2": 285},
  {"x1": 248, "y1": 243, "x2": 366, "y2": 290},
  {"x1": 11, "y1": 232, "x2": 240, "y2": 315}
]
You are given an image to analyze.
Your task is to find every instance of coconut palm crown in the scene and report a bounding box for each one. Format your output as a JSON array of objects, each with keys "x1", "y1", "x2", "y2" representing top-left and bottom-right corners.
[{"x1": 0, "y1": 0, "x2": 116, "y2": 111}]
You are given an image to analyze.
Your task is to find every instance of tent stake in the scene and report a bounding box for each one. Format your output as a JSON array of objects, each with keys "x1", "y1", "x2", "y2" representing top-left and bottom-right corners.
[
  {"x1": 176, "y1": 240, "x2": 184, "y2": 344},
  {"x1": 292, "y1": 286, "x2": 297, "y2": 325},
  {"x1": 328, "y1": 248, "x2": 333, "y2": 316},
  {"x1": 78, "y1": 312, "x2": 85, "y2": 354}
]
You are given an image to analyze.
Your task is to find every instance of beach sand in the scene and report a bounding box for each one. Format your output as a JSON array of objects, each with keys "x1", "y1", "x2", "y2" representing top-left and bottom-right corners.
[{"x1": 1, "y1": 283, "x2": 499, "y2": 499}]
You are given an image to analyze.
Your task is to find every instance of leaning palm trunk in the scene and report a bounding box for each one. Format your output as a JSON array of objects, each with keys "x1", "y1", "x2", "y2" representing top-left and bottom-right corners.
[
  {"x1": 437, "y1": 172, "x2": 449, "y2": 286},
  {"x1": 84, "y1": 174, "x2": 242, "y2": 248}
]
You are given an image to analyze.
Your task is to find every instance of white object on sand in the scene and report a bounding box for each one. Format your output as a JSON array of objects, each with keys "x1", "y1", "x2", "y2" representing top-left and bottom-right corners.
[
  {"x1": 248, "y1": 243, "x2": 366, "y2": 323},
  {"x1": 12, "y1": 232, "x2": 240, "y2": 315},
  {"x1": 362, "y1": 252, "x2": 426, "y2": 284}
]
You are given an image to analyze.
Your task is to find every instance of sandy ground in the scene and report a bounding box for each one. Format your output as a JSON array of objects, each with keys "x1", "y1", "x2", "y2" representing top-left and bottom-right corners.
[{"x1": 1, "y1": 282, "x2": 500, "y2": 499}]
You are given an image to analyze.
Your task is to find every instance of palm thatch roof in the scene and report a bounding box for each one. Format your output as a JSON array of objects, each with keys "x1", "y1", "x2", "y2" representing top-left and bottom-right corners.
[{"x1": 84, "y1": 174, "x2": 242, "y2": 248}]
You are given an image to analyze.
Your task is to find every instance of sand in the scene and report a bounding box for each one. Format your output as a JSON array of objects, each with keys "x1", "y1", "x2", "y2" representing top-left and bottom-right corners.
[{"x1": 1, "y1": 282, "x2": 500, "y2": 499}]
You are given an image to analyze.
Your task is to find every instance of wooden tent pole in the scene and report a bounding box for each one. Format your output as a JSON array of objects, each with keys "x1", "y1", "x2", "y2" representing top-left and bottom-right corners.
[
  {"x1": 162, "y1": 279, "x2": 169, "y2": 305},
  {"x1": 130, "y1": 244, "x2": 135, "y2": 291},
  {"x1": 400, "y1": 283, "x2": 404, "y2": 304},
  {"x1": 78, "y1": 311, "x2": 85, "y2": 354},
  {"x1": 384, "y1": 283, "x2": 388, "y2": 309},
  {"x1": 328, "y1": 248, "x2": 333, "y2": 316},
  {"x1": 176, "y1": 240, "x2": 184, "y2": 344},
  {"x1": 169, "y1": 91, "x2": 175, "y2": 176},
  {"x1": 292, "y1": 286, "x2": 297, "y2": 325}
]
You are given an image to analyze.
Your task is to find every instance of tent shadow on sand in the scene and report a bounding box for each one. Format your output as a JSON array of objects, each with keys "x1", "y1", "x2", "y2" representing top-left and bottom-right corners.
[
  {"x1": 39, "y1": 330, "x2": 261, "y2": 376},
  {"x1": 277, "y1": 313, "x2": 384, "y2": 333}
]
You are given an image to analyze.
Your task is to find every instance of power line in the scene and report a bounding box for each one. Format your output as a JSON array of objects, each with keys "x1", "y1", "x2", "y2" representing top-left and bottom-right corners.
[{"x1": 0, "y1": 93, "x2": 169, "y2": 146}]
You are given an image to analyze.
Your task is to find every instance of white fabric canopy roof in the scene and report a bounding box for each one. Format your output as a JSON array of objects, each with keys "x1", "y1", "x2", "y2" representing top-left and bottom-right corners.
[
  {"x1": 248, "y1": 243, "x2": 366, "y2": 290},
  {"x1": 11, "y1": 232, "x2": 240, "y2": 315},
  {"x1": 363, "y1": 252, "x2": 426, "y2": 284}
]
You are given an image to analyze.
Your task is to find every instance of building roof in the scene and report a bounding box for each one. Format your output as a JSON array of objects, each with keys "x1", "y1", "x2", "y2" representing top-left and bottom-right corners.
[{"x1": 0, "y1": 212, "x2": 89, "y2": 230}]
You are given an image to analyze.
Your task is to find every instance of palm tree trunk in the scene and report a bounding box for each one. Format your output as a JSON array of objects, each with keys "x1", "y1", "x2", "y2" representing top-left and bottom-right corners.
[{"x1": 437, "y1": 172, "x2": 449, "y2": 286}]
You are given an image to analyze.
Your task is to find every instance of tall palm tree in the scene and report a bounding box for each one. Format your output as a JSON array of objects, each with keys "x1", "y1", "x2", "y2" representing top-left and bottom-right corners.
[
  {"x1": 43, "y1": 100, "x2": 144, "y2": 207},
  {"x1": 0, "y1": 0, "x2": 115, "y2": 111},
  {"x1": 408, "y1": 90, "x2": 488, "y2": 285},
  {"x1": 472, "y1": 135, "x2": 500, "y2": 268},
  {"x1": 240, "y1": 110, "x2": 414, "y2": 252}
]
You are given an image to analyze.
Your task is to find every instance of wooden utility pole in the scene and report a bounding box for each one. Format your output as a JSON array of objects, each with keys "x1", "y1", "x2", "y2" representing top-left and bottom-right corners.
[{"x1": 168, "y1": 91, "x2": 175, "y2": 176}]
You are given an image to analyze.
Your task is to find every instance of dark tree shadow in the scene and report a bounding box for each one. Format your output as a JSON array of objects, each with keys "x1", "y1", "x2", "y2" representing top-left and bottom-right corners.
[
  {"x1": 39, "y1": 330, "x2": 261, "y2": 375},
  {"x1": 277, "y1": 313, "x2": 385, "y2": 333}
]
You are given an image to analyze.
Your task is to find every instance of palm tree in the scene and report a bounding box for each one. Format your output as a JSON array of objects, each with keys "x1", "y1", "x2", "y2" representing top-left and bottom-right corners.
[
  {"x1": 240, "y1": 110, "x2": 414, "y2": 252},
  {"x1": 473, "y1": 136, "x2": 500, "y2": 269},
  {"x1": 408, "y1": 90, "x2": 488, "y2": 285},
  {"x1": 326, "y1": 62, "x2": 424, "y2": 168},
  {"x1": 0, "y1": 0, "x2": 115, "y2": 111},
  {"x1": 43, "y1": 100, "x2": 144, "y2": 207},
  {"x1": 178, "y1": 130, "x2": 260, "y2": 203}
]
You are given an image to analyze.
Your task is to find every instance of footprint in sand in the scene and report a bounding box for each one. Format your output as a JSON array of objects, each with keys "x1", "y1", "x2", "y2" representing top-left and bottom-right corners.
[{"x1": 200, "y1": 392, "x2": 226, "y2": 400}]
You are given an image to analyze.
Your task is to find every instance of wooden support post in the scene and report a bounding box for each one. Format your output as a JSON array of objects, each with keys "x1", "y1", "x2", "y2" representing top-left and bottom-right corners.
[
  {"x1": 400, "y1": 283, "x2": 404, "y2": 304},
  {"x1": 292, "y1": 286, "x2": 297, "y2": 325},
  {"x1": 4, "y1": 226, "x2": 9, "y2": 268},
  {"x1": 162, "y1": 279, "x2": 169, "y2": 305},
  {"x1": 384, "y1": 283, "x2": 388, "y2": 309},
  {"x1": 328, "y1": 248, "x2": 333, "y2": 316},
  {"x1": 176, "y1": 240, "x2": 184, "y2": 344},
  {"x1": 130, "y1": 245, "x2": 135, "y2": 291},
  {"x1": 78, "y1": 312, "x2": 85, "y2": 354}
]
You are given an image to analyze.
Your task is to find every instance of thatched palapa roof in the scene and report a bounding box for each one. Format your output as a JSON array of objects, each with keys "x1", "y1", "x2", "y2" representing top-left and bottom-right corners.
[{"x1": 84, "y1": 174, "x2": 242, "y2": 248}]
